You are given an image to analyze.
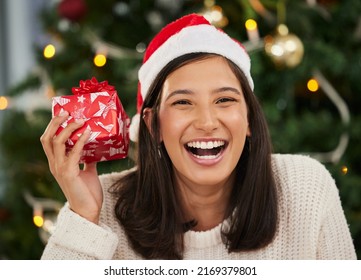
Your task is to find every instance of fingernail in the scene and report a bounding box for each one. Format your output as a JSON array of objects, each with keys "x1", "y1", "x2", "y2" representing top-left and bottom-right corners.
[
  {"x1": 59, "y1": 111, "x2": 68, "y2": 117},
  {"x1": 82, "y1": 127, "x2": 91, "y2": 137},
  {"x1": 75, "y1": 118, "x2": 85, "y2": 124}
]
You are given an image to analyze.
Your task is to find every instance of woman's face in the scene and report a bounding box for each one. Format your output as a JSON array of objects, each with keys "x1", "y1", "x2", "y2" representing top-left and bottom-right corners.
[{"x1": 157, "y1": 56, "x2": 250, "y2": 188}]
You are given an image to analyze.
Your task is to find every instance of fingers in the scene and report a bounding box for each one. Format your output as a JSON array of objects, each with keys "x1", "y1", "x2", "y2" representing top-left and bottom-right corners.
[
  {"x1": 40, "y1": 111, "x2": 70, "y2": 161},
  {"x1": 67, "y1": 127, "x2": 91, "y2": 166},
  {"x1": 52, "y1": 118, "x2": 86, "y2": 162},
  {"x1": 40, "y1": 111, "x2": 89, "y2": 170}
]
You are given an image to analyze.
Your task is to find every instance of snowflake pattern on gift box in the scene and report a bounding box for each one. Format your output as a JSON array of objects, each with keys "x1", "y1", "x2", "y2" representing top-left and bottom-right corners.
[{"x1": 71, "y1": 106, "x2": 87, "y2": 120}]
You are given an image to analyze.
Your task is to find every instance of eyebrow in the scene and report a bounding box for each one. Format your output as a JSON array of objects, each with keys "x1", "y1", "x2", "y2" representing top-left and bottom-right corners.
[
  {"x1": 165, "y1": 87, "x2": 241, "y2": 101},
  {"x1": 214, "y1": 87, "x2": 241, "y2": 95}
]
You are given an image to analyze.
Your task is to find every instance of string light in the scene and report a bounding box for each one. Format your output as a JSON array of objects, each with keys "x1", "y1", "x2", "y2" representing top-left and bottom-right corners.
[
  {"x1": 33, "y1": 205, "x2": 44, "y2": 227},
  {"x1": 24, "y1": 191, "x2": 63, "y2": 243},
  {"x1": 33, "y1": 215, "x2": 44, "y2": 227},
  {"x1": 94, "y1": 53, "x2": 107, "y2": 67},
  {"x1": 43, "y1": 44, "x2": 56, "y2": 59},
  {"x1": 245, "y1": 19, "x2": 258, "y2": 31},
  {"x1": 341, "y1": 165, "x2": 348, "y2": 175},
  {"x1": 0, "y1": 96, "x2": 9, "y2": 110},
  {"x1": 245, "y1": 19, "x2": 260, "y2": 43},
  {"x1": 307, "y1": 78, "x2": 319, "y2": 92}
]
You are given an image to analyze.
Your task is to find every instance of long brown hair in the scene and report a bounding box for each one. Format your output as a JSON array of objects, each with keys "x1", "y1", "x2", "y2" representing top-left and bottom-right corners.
[{"x1": 110, "y1": 53, "x2": 278, "y2": 259}]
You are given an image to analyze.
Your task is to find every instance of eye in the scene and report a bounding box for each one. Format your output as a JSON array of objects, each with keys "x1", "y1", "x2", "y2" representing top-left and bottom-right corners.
[
  {"x1": 172, "y1": 99, "x2": 191, "y2": 106},
  {"x1": 216, "y1": 97, "x2": 237, "y2": 104}
]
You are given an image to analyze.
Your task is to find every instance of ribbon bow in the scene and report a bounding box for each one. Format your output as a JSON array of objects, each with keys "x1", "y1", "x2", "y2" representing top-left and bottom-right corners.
[{"x1": 72, "y1": 77, "x2": 115, "y2": 95}]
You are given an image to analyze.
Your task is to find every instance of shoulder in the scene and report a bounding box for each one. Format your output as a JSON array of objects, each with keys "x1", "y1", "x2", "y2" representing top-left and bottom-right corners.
[
  {"x1": 271, "y1": 153, "x2": 328, "y2": 171},
  {"x1": 271, "y1": 154, "x2": 338, "y2": 210},
  {"x1": 271, "y1": 153, "x2": 334, "y2": 185}
]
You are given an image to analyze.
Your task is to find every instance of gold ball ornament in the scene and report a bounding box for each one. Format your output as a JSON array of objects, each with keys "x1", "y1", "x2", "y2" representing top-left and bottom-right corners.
[
  {"x1": 200, "y1": 0, "x2": 228, "y2": 28},
  {"x1": 264, "y1": 24, "x2": 304, "y2": 68}
]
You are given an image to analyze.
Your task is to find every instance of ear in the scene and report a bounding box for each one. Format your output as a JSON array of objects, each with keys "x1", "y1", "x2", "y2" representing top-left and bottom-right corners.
[
  {"x1": 246, "y1": 125, "x2": 251, "y2": 137},
  {"x1": 143, "y1": 108, "x2": 162, "y2": 142},
  {"x1": 142, "y1": 108, "x2": 153, "y2": 131}
]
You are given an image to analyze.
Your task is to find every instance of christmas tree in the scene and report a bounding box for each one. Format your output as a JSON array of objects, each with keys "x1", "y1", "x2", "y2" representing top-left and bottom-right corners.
[{"x1": 0, "y1": 0, "x2": 360, "y2": 259}]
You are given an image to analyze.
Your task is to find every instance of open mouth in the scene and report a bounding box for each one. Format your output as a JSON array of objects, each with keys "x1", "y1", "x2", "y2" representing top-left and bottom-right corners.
[{"x1": 185, "y1": 140, "x2": 227, "y2": 159}]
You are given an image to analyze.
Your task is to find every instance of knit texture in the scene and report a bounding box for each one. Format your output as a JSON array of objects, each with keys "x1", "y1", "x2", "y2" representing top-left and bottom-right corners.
[{"x1": 41, "y1": 154, "x2": 357, "y2": 260}]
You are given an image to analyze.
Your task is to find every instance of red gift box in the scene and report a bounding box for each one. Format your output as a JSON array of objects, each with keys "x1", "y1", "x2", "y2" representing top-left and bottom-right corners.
[{"x1": 52, "y1": 77, "x2": 130, "y2": 163}]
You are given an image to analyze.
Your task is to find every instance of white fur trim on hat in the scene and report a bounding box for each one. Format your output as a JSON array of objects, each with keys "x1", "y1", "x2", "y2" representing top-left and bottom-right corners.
[
  {"x1": 129, "y1": 113, "x2": 141, "y2": 142},
  {"x1": 138, "y1": 24, "x2": 253, "y2": 102}
]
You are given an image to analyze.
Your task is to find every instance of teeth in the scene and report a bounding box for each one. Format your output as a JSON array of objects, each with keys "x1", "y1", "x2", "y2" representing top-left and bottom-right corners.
[
  {"x1": 187, "y1": 140, "x2": 225, "y2": 149},
  {"x1": 194, "y1": 154, "x2": 218, "y2": 160}
]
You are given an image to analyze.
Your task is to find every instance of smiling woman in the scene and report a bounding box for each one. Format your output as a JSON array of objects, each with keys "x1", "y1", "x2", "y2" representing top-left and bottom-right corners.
[
  {"x1": 40, "y1": 14, "x2": 356, "y2": 260},
  {"x1": 110, "y1": 50, "x2": 278, "y2": 259}
]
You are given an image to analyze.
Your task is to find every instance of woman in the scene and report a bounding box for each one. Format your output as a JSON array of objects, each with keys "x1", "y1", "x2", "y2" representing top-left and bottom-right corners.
[{"x1": 40, "y1": 14, "x2": 356, "y2": 260}]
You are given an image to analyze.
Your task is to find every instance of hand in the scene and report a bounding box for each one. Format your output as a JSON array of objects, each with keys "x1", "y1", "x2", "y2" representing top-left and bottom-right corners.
[{"x1": 40, "y1": 111, "x2": 103, "y2": 224}]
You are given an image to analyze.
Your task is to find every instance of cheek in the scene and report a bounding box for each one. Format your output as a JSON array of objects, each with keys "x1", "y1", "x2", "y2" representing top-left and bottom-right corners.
[
  {"x1": 158, "y1": 110, "x2": 186, "y2": 143},
  {"x1": 225, "y1": 109, "x2": 249, "y2": 134},
  {"x1": 158, "y1": 111, "x2": 190, "y2": 164}
]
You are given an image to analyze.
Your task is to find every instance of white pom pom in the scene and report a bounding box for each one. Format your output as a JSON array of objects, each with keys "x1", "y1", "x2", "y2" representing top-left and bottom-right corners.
[{"x1": 129, "y1": 113, "x2": 140, "y2": 142}]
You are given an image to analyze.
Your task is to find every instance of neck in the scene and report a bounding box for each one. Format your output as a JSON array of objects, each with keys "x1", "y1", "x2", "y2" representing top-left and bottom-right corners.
[{"x1": 176, "y1": 172, "x2": 235, "y2": 231}]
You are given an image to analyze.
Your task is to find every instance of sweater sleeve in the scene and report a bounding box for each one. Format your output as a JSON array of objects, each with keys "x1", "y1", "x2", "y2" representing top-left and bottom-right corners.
[
  {"x1": 41, "y1": 204, "x2": 118, "y2": 260},
  {"x1": 316, "y1": 168, "x2": 357, "y2": 260}
]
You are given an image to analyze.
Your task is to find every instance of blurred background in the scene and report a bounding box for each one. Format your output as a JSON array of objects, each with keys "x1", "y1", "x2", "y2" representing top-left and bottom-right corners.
[{"x1": 0, "y1": 0, "x2": 360, "y2": 259}]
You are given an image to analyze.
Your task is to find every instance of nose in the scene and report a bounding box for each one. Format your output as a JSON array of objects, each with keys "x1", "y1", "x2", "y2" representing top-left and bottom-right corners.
[{"x1": 193, "y1": 105, "x2": 219, "y2": 132}]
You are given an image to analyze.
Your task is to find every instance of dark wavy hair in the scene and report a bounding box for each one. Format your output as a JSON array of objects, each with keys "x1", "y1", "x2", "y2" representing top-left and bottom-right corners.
[{"x1": 110, "y1": 53, "x2": 278, "y2": 259}]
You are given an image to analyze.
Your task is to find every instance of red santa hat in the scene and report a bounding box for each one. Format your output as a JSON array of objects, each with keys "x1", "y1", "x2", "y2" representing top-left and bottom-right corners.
[{"x1": 129, "y1": 13, "x2": 253, "y2": 141}]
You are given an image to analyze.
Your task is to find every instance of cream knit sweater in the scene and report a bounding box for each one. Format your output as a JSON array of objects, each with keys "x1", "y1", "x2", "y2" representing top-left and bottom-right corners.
[{"x1": 41, "y1": 154, "x2": 357, "y2": 260}]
